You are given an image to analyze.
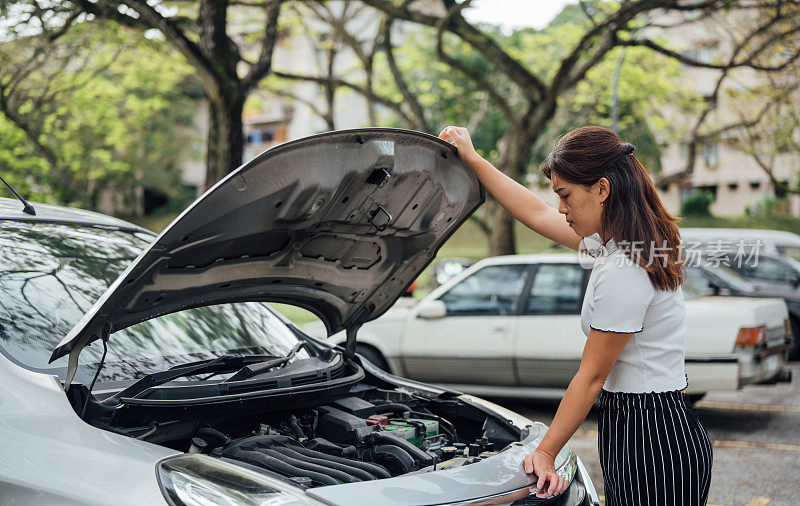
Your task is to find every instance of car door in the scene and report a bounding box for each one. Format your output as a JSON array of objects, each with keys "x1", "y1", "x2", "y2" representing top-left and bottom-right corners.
[
  {"x1": 513, "y1": 262, "x2": 590, "y2": 388},
  {"x1": 400, "y1": 263, "x2": 529, "y2": 386}
]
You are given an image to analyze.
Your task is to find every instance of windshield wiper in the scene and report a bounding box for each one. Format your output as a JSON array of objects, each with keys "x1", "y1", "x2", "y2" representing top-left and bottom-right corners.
[
  {"x1": 223, "y1": 342, "x2": 307, "y2": 383},
  {"x1": 103, "y1": 353, "x2": 280, "y2": 404}
]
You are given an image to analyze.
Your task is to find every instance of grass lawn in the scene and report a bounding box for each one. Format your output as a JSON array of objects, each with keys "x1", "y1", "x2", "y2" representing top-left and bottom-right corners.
[{"x1": 126, "y1": 211, "x2": 800, "y2": 326}]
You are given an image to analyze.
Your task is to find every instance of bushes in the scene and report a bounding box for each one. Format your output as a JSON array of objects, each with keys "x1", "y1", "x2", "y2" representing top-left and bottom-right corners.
[{"x1": 681, "y1": 190, "x2": 715, "y2": 216}]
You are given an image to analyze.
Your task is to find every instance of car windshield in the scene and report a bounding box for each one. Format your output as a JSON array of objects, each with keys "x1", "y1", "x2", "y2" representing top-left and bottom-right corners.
[
  {"x1": 0, "y1": 221, "x2": 308, "y2": 384},
  {"x1": 703, "y1": 263, "x2": 755, "y2": 292}
]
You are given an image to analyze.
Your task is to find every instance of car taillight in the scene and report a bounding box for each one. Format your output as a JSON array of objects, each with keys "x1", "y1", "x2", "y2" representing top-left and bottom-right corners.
[
  {"x1": 785, "y1": 317, "x2": 792, "y2": 337},
  {"x1": 736, "y1": 326, "x2": 767, "y2": 346}
]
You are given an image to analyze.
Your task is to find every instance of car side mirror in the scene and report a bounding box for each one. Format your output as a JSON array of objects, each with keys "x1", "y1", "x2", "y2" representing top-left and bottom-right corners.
[
  {"x1": 417, "y1": 300, "x2": 447, "y2": 319},
  {"x1": 792, "y1": 275, "x2": 800, "y2": 288}
]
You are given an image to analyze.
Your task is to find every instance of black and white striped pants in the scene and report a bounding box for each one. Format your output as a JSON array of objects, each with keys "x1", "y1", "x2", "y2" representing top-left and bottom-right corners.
[{"x1": 597, "y1": 389, "x2": 713, "y2": 506}]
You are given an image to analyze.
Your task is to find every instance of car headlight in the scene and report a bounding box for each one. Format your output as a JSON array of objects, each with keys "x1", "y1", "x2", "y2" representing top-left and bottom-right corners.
[
  {"x1": 156, "y1": 454, "x2": 322, "y2": 506},
  {"x1": 458, "y1": 394, "x2": 579, "y2": 495},
  {"x1": 555, "y1": 449, "x2": 578, "y2": 484}
]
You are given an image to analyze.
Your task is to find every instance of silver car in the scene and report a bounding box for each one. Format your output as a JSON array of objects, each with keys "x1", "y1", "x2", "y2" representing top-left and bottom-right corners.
[{"x1": 0, "y1": 129, "x2": 599, "y2": 506}]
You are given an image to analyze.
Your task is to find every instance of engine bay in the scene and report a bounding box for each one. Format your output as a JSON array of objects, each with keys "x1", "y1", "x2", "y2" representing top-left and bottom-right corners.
[
  {"x1": 168, "y1": 391, "x2": 522, "y2": 489},
  {"x1": 68, "y1": 351, "x2": 527, "y2": 489}
]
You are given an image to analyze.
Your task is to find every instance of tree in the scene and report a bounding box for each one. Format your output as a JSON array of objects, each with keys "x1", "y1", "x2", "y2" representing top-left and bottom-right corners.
[
  {"x1": 0, "y1": 21, "x2": 199, "y2": 211},
  {"x1": 4, "y1": 0, "x2": 285, "y2": 189},
  {"x1": 274, "y1": 0, "x2": 799, "y2": 255}
]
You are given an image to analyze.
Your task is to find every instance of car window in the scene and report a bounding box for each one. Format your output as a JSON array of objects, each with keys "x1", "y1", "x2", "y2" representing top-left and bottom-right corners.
[
  {"x1": 704, "y1": 264, "x2": 754, "y2": 292},
  {"x1": 684, "y1": 266, "x2": 714, "y2": 295},
  {"x1": 734, "y1": 256, "x2": 798, "y2": 283},
  {"x1": 778, "y1": 246, "x2": 800, "y2": 262},
  {"x1": 438, "y1": 264, "x2": 528, "y2": 316},
  {"x1": 0, "y1": 222, "x2": 307, "y2": 383},
  {"x1": 525, "y1": 264, "x2": 585, "y2": 315}
]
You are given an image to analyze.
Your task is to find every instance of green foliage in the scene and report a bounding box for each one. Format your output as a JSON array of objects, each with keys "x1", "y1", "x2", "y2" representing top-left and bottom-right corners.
[
  {"x1": 0, "y1": 116, "x2": 51, "y2": 202},
  {"x1": 370, "y1": 8, "x2": 692, "y2": 183},
  {"x1": 744, "y1": 193, "x2": 798, "y2": 219},
  {"x1": 0, "y1": 21, "x2": 200, "y2": 213},
  {"x1": 680, "y1": 190, "x2": 715, "y2": 217}
]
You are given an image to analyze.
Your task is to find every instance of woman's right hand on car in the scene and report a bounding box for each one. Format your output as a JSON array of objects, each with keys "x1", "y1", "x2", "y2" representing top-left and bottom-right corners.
[{"x1": 438, "y1": 126, "x2": 481, "y2": 164}]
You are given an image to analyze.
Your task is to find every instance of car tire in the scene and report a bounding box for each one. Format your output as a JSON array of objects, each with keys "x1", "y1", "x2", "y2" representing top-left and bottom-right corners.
[
  {"x1": 687, "y1": 393, "x2": 706, "y2": 405},
  {"x1": 356, "y1": 345, "x2": 390, "y2": 372}
]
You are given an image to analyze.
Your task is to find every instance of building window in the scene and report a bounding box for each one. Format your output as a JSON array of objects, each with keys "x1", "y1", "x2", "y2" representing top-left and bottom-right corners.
[
  {"x1": 750, "y1": 181, "x2": 761, "y2": 190},
  {"x1": 679, "y1": 142, "x2": 689, "y2": 160},
  {"x1": 728, "y1": 183, "x2": 738, "y2": 191},
  {"x1": 247, "y1": 128, "x2": 276, "y2": 145},
  {"x1": 679, "y1": 185, "x2": 695, "y2": 204},
  {"x1": 700, "y1": 142, "x2": 718, "y2": 168},
  {"x1": 696, "y1": 185, "x2": 718, "y2": 198}
]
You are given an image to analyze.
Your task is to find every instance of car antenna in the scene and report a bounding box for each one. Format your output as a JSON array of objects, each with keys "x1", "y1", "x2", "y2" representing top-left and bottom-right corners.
[{"x1": 0, "y1": 175, "x2": 36, "y2": 215}]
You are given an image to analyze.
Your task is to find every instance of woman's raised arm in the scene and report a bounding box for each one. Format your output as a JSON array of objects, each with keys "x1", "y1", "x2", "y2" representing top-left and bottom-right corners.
[{"x1": 439, "y1": 126, "x2": 582, "y2": 251}]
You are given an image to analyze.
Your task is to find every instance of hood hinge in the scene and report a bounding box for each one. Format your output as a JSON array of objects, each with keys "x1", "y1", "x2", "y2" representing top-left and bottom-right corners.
[
  {"x1": 343, "y1": 323, "x2": 363, "y2": 360},
  {"x1": 63, "y1": 322, "x2": 112, "y2": 392}
]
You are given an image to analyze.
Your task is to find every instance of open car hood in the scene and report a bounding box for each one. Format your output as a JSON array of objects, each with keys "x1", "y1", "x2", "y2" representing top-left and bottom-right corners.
[{"x1": 50, "y1": 128, "x2": 483, "y2": 371}]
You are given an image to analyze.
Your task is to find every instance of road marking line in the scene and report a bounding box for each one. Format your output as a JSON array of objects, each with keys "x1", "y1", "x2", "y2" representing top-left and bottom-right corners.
[
  {"x1": 713, "y1": 440, "x2": 800, "y2": 452},
  {"x1": 745, "y1": 497, "x2": 771, "y2": 505},
  {"x1": 695, "y1": 400, "x2": 800, "y2": 414}
]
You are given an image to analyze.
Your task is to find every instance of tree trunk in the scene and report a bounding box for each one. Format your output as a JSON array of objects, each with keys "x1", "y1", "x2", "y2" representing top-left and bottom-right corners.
[
  {"x1": 488, "y1": 197, "x2": 515, "y2": 256},
  {"x1": 205, "y1": 94, "x2": 245, "y2": 191},
  {"x1": 485, "y1": 129, "x2": 534, "y2": 256}
]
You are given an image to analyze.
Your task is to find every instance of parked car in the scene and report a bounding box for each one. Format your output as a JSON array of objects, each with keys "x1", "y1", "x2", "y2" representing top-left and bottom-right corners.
[
  {"x1": 684, "y1": 260, "x2": 799, "y2": 360},
  {"x1": 0, "y1": 128, "x2": 600, "y2": 505},
  {"x1": 306, "y1": 252, "x2": 792, "y2": 401},
  {"x1": 680, "y1": 227, "x2": 800, "y2": 260},
  {"x1": 710, "y1": 249, "x2": 800, "y2": 296}
]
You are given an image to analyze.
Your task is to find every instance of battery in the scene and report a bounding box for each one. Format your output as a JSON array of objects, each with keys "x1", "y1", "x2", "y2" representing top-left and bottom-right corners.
[{"x1": 382, "y1": 418, "x2": 439, "y2": 448}]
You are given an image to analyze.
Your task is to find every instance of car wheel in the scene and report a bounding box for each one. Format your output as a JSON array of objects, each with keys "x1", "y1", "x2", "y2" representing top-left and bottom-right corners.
[
  {"x1": 356, "y1": 345, "x2": 390, "y2": 372},
  {"x1": 687, "y1": 393, "x2": 706, "y2": 405}
]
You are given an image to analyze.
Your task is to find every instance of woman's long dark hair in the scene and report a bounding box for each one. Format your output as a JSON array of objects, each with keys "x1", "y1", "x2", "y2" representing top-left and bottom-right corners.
[{"x1": 540, "y1": 125, "x2": 684, "y2": 291}]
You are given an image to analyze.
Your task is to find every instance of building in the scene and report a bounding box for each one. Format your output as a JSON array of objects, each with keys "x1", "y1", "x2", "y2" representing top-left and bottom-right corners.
[{"x1": 639, "y1": 9, "x2": 799, "y2": 217}]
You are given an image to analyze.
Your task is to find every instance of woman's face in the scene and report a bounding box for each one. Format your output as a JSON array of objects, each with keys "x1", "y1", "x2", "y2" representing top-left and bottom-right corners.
[{"x1": 550, "y1": 172, "x2": 608, "y2": 238}]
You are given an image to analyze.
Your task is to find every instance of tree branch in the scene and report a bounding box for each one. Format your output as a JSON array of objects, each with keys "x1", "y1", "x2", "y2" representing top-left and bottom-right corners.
[
  {"x1": 435, "y1": 1, "x2": 518, "y2": 124},
  {"x1": 619, "y1": 24, "x2": 800, "y2": 72},
  {"x1": 273, "y1": 70, "x2": 415, "y2": 125},
  {"x1": 360, "y1": 0, "x2": 547, "y2": 101},
  {"x1": 114, "y1": 0, "x2": 223, "y2": 95},
  {"x1": 242, "y1": 0, "x2": 282, "y2": 91},
  {"x1": 382, "y1": 17, "x2": 429, "y2": 131}
]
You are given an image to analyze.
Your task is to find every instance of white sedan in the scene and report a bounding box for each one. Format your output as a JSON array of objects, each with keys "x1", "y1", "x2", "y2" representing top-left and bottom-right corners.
[{"x1": 306, "y1": 253, "x2": 791, "y2": 400}]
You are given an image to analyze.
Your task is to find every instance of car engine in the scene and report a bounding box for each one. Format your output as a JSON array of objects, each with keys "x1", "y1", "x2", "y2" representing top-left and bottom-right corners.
[{"x1": 170, "y1": 393, "x2": 519, "y2": 489}]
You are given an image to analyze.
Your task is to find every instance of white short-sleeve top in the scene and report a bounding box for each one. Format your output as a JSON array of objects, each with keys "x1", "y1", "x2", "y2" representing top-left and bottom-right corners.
[{"x1": 579, "y1": 233, "x2": 688, "y2": 393}]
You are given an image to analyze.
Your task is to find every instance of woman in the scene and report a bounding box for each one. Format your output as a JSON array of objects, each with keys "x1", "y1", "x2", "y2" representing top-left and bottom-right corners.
[{"x1": 438, "y1": 125, "x2": 713, "y2": 505}]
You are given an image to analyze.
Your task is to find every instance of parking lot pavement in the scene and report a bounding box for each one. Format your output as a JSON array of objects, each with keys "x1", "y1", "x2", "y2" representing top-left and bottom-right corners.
[{"x1": 497, "y1": 363, "x2": 800, "y2": 506}]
